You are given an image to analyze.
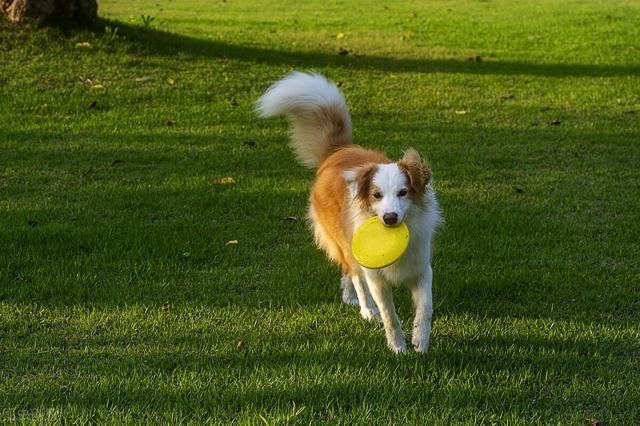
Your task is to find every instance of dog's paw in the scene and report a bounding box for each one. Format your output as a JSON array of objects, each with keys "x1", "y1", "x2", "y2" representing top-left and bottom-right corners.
[
  {"x1": 359, "y1": 307, "x2": 378, "y2": 321},
  {"x1": 360, "y1": 304, "x2": 381, "y2": 321},
  {"x1": 387, "y1": 330, "x2": 407, "y2": 354},
  {"x1": 412, "y1": 331, "x2": 430, "y2": 353},
  {"x1": 390, "y1": 340, "x2": 408, "y2": 354},
  {"x1": 412, "y1": 339, "x2": 430, "y2": 353}
]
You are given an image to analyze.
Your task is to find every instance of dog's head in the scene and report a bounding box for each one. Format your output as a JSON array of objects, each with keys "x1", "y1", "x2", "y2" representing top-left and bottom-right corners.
[{"x1": 344, "y1": 148, "x2": 431, "y2": 226}]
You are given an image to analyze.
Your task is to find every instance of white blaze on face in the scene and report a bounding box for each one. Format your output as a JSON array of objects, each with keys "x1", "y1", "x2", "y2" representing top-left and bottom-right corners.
[{"x1": 371, "y1": 163, "x2": 411, "y2": 225}]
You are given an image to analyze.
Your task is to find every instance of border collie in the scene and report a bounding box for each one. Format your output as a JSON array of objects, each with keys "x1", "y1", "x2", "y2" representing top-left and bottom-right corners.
[{"x1": 256, "y1": 72, "x2": 442, "y2": 353}]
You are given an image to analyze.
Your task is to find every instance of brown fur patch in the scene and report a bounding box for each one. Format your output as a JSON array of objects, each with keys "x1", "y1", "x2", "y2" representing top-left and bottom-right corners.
[
  {"x1": 354, "y1": 165, "x2": 378, "y2": 210},
  {"x1": 398, "y1": 148, "x2": 431, "y2": 203},
  {"x1": 316, "y1": 105, "x2": 352, "y2": 160},
  {"x1": 310, "y1": 146, "x2": 391, "y2": 275}
]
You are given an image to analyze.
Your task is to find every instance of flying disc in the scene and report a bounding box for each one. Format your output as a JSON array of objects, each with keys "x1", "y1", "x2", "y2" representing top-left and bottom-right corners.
[{"x1": 352, "y1": 217, "x2": 410, "y2": 269}]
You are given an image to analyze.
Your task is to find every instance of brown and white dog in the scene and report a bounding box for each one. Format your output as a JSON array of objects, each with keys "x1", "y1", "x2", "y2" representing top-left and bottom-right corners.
[{"x1": 256, "y1": 72, "x2": 442, "y2": 353}]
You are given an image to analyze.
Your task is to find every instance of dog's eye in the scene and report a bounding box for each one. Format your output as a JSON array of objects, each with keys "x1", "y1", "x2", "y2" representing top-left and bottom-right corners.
[
  {"x1": 373, "y1": 192, "x2": 383, "y2": 199},
  {"x1": 397, "y1": 189, "x2": 408, "y2": 197}
]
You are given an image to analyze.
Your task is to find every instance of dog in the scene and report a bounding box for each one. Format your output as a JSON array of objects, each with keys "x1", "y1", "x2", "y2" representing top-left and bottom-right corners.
[{"x1": 256, "y1": 72, "x2": 442, "y2": 353}]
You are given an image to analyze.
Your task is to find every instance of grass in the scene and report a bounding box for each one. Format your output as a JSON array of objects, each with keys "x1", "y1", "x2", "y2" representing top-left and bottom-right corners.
[{"x1": 1, "y1": 0, "x2": 639, "y2": 423}]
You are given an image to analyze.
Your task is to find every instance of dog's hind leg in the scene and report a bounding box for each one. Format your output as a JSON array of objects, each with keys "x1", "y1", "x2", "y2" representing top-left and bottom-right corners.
[
  {"x1": 340, "y1": 274, "x2": 359, "y2": 305},
  {"x1": 351, "y1": 274, "x2": 380, "y2": 321}
]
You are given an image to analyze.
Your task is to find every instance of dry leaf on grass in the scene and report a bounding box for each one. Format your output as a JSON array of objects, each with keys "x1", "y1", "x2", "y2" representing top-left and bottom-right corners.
[{"x1": 214, "y1": 177, "x2": 236, "y2": 185}]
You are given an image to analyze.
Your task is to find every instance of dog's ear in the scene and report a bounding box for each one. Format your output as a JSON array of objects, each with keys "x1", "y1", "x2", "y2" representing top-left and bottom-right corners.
[
  {"x1": 343, "y1": 164, "x2": 378, "y2": 204},
  {"x1": 398, "y1": 148, "x2": 431, "y2": 193}
]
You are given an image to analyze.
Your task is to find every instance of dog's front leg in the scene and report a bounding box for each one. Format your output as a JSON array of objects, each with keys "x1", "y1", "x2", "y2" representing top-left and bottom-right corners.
[
  {"x1": 364, "y1": 270, "x2": 406, "y2": 353},
  {"x1": 410, "y1": 265, "x2": 433, "y2": 353}
]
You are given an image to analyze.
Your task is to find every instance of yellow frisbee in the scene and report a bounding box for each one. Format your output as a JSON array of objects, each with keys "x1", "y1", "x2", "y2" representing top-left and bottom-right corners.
[{"x1": 352, "y1": 217, "x2": 410, "y2": 269}]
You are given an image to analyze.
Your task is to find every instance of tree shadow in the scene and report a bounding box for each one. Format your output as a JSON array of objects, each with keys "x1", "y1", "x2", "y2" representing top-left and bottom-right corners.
[
  {"x1": 98, "y1": 18, "x2": 640, "y2": 78},
  {"x1": 1, "y1": 126, "x2": 638, "y2": 325}
]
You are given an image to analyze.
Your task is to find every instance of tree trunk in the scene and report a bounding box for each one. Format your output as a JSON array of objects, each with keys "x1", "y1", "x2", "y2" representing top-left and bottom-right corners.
[{"x1": 1, "y1": 0, "x2": 97, "y2": 24}]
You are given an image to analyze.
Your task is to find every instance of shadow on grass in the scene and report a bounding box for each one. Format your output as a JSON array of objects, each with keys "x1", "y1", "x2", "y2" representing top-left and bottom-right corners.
[
  {"x1": 1, "y1": 126, "x2": 639, "y2": 323},
  {"x1": 97, "y1": 19, "x2": 640, "y2": 78}
]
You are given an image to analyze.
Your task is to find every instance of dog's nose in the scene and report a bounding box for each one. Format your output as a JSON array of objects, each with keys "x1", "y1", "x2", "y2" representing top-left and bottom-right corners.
[{"x1": 383, "y1": 212, "x2": 398, "y2": 226}]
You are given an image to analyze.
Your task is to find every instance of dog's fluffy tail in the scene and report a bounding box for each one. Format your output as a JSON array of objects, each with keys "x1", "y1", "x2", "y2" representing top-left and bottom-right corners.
[{"x1": 255, "y1": 72, "x2": 352, "y2": 169}]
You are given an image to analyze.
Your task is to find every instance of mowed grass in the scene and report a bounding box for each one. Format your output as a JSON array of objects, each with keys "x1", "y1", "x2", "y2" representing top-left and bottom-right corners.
[{"x1": 1, "y1": 0, "x2": 640, "y2": 423}]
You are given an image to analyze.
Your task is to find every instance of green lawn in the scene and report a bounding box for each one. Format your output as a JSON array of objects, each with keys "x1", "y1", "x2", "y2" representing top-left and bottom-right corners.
[{"x1": 1, "y1": 0, "x2": 639, "y2": 423}]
